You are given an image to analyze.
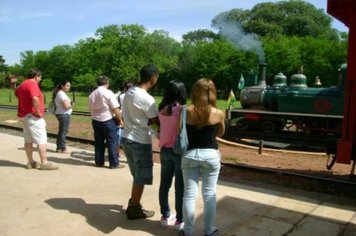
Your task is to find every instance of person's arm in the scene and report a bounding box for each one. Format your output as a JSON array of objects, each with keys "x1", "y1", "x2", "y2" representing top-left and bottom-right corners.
[
  {"x1": 62, "y1": 99, "x2": 72, "y2": 110},
  {"x1": 216, "y1": 110, "x2": 225, "y2": 138},
  {"x1": 148, "y1": 116, "x2": 160, "y2": 131},
  {"x1": 32, "y1": 96, "x2": 42, "y2": 117},
  {"x1": 112, "y1": 107, "x2": 123, "y2": 127}
]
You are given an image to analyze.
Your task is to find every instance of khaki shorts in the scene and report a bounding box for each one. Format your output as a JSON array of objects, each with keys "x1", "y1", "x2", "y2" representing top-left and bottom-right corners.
[{"x1": 20, "y1": 114, "x2": 47, "y2": 145}]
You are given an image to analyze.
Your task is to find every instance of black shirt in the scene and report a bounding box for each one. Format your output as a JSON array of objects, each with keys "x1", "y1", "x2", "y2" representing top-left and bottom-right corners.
[{"x1": 186, "y1": 124, "x2": 219, "y2": 150}]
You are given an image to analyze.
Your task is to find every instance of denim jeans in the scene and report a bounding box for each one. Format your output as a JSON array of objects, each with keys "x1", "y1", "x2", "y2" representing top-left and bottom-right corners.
[
  {"x1": 92, "y1": 118, "x2": 119, "y2": 167},
  {"x1": 55, "y1": 114, "x2": 70, "y2": 151},
  {"x1": 159, "y1": 147, "x2": 184, "y2": 221},
  {"x1": 181, "y1": 149, "x2": 221, "y2": 236},
  {"x1": 117, "y1": 127, "x2": 122, "y2": 146}
]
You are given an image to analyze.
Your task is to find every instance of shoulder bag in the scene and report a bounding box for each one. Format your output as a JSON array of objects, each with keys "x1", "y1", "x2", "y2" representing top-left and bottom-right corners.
[
  {"x1": 47, "y1": 100, "x2": 56, "y2": 115},
  {"x1": 173, "y1": 105, "x2": 189, "y2": 155}
]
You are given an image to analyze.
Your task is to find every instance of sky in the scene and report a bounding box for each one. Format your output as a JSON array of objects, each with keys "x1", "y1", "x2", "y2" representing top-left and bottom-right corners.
[{"x1": 0, "y1": 0, "x2": 349, "y2": 65}]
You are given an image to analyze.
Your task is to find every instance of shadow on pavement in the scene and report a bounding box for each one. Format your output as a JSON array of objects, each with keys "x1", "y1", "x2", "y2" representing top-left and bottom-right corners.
[
  {"x1": 45, "y1": 198, "x2": 172, "y2": 235},
  {"x1": 0, "y1": 159, "x2": 24, "y2": 168}
]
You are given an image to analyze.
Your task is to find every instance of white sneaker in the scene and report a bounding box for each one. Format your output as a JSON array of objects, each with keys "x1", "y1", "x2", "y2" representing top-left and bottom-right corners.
[
  {"x1": 174, "y1": 220, "x2": 184, "y2": 231},
  {"x1": 160, "y1": 214, "x2": 176, "y2": 227}
]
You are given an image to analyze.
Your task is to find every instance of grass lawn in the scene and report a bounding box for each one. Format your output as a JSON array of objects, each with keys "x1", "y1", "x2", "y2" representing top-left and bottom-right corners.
[{"x1": 0, "y1": 88, "x2": 241, "y2": 111}]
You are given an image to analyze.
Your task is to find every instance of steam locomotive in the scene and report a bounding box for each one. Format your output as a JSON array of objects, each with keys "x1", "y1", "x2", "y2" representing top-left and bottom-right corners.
[{"x1": 225, "y1": 63, "x2": 346, "y2": 164}]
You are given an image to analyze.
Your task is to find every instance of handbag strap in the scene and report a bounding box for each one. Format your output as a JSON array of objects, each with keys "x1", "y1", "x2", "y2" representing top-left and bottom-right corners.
[
  {"x1": 176, "y1": 105, "x2": 186, "y2": 132},
  {"x1": 180, "y1": 105, "x2": 186, "y2": 129}
]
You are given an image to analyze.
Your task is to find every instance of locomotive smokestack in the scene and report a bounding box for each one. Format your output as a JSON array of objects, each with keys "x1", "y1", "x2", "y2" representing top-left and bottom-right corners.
[
  {"x1": 239, "y1": 63, "x2": 267, "y2": 109},
  {"x1": 258, "y1": 63, "x2": 267, "y2": 86}
]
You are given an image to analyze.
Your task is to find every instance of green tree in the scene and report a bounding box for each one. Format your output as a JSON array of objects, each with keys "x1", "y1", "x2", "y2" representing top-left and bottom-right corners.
[
  {"x1": 178, "y1": 36, "x2": 257, "y2": 94},
  {"x1": 263, "y1": 35, "x2": 304, "y2": 84},
  {"x1": 91, "y1": 24, "x2": 147, "y2": 90},
  {"x1": 44, "y1": 45, "x2": 75, "y2": 87},
  {"x1": 299, "y1": 37, "x2": 347, "y2": 86},
  {"x1": 263, "y1": 35, "x2": 346, "y2": 86},
  {"x1": 0, "y1": 55, "x2": 7, "y2": 72},
  {"x1": 72, "y1": 72, "x2": 99, "y2": 92},
  {"x1": 212, "y1": 0, "x2": 339, "y2": 40},
  {"x1": 0, "y1": 55, "x2": 8, "y2": 88},
  {"x1": 6, "y1": 3, "x2": 347, "y2": 96},
  {"x1": 40, "y1": 77, "x2": 54, "y2": 91},
  {"x1": 19, "y1": 50, "x2": 36, "y2": 73},
  {"x1": 144, "y1": 29, "x2": 181, "y2": 94},
  {"x1": 182, "y1": 29, "x2": 220, "y2": 44}
]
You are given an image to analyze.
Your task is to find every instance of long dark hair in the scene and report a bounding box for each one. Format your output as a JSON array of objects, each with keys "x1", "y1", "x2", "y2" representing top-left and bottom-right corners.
[
  {"x1": 158, "y1": 79, "x2": 187, "y2": 114},
  {"x1": 52, "y1": 80, "x2": 70, "y2": 100}
]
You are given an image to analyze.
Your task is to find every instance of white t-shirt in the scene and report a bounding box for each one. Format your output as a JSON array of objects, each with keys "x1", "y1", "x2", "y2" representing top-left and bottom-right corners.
[
  {"x1": 118, "y1": 93, "x2": 125, "y2": 111},
  {"x1": 121, "y1": 86, "x2": 158, "y2": 144},
  {"x1": 89, "y1": 86, "x2": 120, "y2": 122},
  {"x1": 55, "y1": 90, "x2": 72, "y2": 115}
]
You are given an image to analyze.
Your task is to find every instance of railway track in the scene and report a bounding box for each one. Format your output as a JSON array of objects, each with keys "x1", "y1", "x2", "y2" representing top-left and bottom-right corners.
[{"x1": 0, "y1": 122, "x2": 355, "y2": 197}]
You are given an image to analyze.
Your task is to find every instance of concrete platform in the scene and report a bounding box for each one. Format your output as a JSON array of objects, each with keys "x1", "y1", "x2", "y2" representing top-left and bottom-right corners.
[{"x1": 0, "y1": 132, "x2": 355, "y2": 236}]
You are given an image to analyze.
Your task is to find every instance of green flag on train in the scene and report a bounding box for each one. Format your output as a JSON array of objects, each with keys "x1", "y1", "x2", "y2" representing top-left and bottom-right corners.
[{"x1": 238, "y1": 73, "x2": 245, "y2": 90}]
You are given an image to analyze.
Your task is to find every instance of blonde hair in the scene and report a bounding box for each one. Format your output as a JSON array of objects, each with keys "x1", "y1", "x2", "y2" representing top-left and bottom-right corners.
[{"x1": 191, "y1": 78, "x2": 217, "y2": 124}]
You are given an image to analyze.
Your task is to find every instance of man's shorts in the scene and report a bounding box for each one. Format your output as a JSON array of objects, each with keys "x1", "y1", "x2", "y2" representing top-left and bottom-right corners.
[
  {"x1": 121, "y1": 138, "x2": 153, "y2": 185},
  {"x1": 20, "y1": 114, "x2": 47, "y2": 145}
]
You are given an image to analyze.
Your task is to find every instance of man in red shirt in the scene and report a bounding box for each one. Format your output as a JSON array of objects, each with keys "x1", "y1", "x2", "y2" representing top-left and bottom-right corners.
[{"x1": 15, "y1": 69, "x2": 58, "y2": 170}]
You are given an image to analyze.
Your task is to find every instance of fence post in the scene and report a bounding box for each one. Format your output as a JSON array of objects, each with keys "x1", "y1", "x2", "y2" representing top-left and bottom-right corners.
[
  {"x1": 258, "y1": 140, "x2": 264, "y2": 155},
  {"x1": 9, "y1": 93, "x2": 12, "y2": 103}
]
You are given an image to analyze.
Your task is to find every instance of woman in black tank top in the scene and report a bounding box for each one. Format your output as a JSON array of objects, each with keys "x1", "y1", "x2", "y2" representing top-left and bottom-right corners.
[{"x1": 180, "y1": 78, "x2": 225, "y2": 236}]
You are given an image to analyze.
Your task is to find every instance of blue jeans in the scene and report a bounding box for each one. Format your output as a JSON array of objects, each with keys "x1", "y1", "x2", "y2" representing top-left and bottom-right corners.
[
  {"x1": 55, "y1": 114, "x2": 70, "y2": 151},
  {"x1": 121, "y1": 138, "x2": 153, "y2": 185},
  {"x1": 117, "y1": 127, "x2": 122, "y2": 146},
  {"x1": 92, "y1": 118, "x2": 119, "y2": 167},
  {"x1": 181, "y1": 149, "x2": 221, "y2": 236},
  {"x1": 159, "y1": 147, "x2": 184, "y2": 221}
]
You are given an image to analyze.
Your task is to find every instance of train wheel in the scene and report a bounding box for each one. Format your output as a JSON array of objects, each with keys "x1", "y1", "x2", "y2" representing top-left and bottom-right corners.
[
  {"x1": 236, "y1": 118, "x2": 249, "y2": 131},
  {"x1": 262, "y1": 121, "x2": 277, "y2": 133}
]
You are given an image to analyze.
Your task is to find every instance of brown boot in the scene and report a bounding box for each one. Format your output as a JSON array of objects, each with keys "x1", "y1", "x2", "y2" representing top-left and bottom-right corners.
[{"x1": 126, "y1": 199, "x2": 155, "y2": 220}]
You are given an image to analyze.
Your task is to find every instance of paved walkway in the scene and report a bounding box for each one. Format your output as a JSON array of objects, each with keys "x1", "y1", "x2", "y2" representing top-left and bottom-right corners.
[{"x1": 0, "y1": 132, "x2": 355, "y2": 236}]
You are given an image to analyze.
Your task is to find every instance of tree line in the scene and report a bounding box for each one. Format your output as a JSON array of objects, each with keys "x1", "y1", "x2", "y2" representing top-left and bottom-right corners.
[{"x1": 0, "y1": 1, "x2": 348, "y2": 98}]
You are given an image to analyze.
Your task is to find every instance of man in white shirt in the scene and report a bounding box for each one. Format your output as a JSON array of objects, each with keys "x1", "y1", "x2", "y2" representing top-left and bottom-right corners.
[{"x1": 121, "y1": 64, "x2": 160, "y2": 220}]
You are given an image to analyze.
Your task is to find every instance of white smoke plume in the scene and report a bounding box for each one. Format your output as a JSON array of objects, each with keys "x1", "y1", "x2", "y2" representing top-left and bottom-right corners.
[{"x1": 218, "y1": 21, "x2": 265, "y2": 63}]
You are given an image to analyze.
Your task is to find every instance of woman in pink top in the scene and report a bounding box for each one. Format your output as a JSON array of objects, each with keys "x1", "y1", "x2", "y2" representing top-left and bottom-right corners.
[{"x1": 158, "y1": 80, "x2": 187, "y2": 230}]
